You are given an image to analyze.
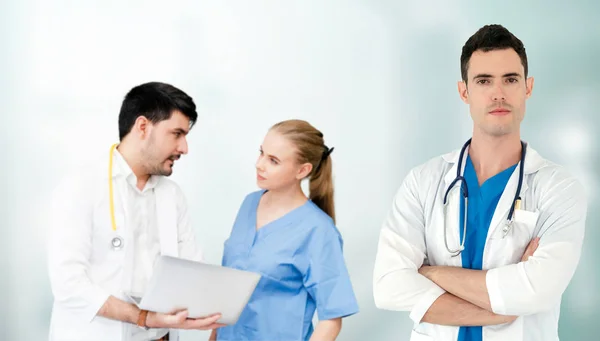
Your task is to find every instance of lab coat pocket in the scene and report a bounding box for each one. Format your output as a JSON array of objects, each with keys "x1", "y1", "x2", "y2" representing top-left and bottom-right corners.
[
  {"x1": 513, "y1": 209, "x2": 539, "y2": 227},
  {"x1": 489, "y1": 210, "x2": 539, "y2": 266},
  {"x1": 510, "y1": 209, "x2": 539, "y2": 242}
]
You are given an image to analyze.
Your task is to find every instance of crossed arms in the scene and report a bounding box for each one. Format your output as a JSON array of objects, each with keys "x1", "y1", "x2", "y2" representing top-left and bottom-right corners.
[
  {"x1": 372, "y1": 168, "x2": 587, "y2": 326},
  {"x1": 415, "y1": 240, "x2": 537, "y2": 326}
]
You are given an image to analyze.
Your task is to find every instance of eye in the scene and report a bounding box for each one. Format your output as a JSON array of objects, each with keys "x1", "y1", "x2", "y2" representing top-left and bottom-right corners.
[
  {"x1": 259, "y1": 148, "x2": 263, "y2": 155},
  {"x1": 476, "y1": 79, "x2": 490, "y2": 85},
  {"x1": 506, "y1": 77, "x2": 518, "y2": 83},
  {"x1": 270, "y1": 158, "x2": 278, "y2": 165},
  {"x1": 174, "y1": 132, "x2": 182, "y2": 138}
]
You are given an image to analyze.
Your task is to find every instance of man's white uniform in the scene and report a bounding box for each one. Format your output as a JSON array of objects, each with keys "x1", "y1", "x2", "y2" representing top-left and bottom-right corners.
[
  {"x1": 48, "y1": 148, "x2": 203, "y2": 341},
  {"x1": 373, "y1": 144, "x2": 587, "y2": 340}
]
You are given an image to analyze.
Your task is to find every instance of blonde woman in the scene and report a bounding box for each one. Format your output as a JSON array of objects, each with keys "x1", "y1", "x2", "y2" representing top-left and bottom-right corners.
[{"x1": 211, "y1": 119, "x2": 359, "y2": 340}]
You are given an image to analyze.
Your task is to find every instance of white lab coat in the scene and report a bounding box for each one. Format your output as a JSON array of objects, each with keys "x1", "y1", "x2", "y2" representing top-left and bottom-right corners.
[
  {"x1": 373, "y1": 143, "x2": 587, "y2": 341},
  {"x1": 47, "y1": 150, "x2": 203, "y2": 341}
]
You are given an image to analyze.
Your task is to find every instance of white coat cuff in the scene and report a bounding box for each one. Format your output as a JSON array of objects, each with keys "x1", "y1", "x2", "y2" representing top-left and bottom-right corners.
[
  {"x1": 486, "y1": 267, "x2": 506, "y2": 315},
  {"x1": 409, "y1": 285, "x2": 445, "y2": 324},
  {"x1": 86, "y1": 290, "x2": 111, "y2": 322}
]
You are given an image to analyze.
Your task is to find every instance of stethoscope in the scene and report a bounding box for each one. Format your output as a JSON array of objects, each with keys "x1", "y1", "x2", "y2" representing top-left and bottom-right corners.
[
  {"x1": 108, "y1": 143, "x2": 124, "y2": 251},
  {"x1": 442, "y1": 138, "x2": 526, "y2": 257}
]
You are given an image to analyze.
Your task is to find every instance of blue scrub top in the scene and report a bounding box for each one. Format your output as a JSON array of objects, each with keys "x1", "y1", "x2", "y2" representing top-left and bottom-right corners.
[
  {"x1": 458, "y1": 156, "x2": 517, "y2": 341},
  {"x1": 216, "y1": 190, "x2": 359, "y2": 341}
]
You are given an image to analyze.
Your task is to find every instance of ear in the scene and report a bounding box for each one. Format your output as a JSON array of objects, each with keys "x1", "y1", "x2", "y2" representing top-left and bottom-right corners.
[
  {"x1": 133, "y1": 116, "x2": 150, "y2": 139},
  {"x1": 457, "y1": 80, "x2": 469, "y2": 104},
  {"x1": 525, "y1": 76, "x2": 534, "y2": 99},
  {"x1": 296, "y1": 162, "x2": 313, "y2": 180}
]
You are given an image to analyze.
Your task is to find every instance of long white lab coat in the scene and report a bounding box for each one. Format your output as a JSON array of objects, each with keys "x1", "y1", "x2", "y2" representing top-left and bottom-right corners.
[
  {"x1": 47, "y1": 150, "x2": 203, "y2": 341},
  {"x1": 373, "y1": 144, "x2": 587, "y2": 341}
]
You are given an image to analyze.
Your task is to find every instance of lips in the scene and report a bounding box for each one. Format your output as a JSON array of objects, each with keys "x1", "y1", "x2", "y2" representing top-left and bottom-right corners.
[
  {"x1": 489, "y1": 107, "x2": 510, "y2": 115},
  {"x1": 257, "y1": 174, "x2": 266, "y2": 181}
]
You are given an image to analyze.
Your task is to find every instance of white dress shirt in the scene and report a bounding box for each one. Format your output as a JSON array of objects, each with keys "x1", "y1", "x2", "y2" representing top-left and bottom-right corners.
[
  {"x1": 47, "y1": 147, "x2": 204, "y2": 341},
  {"x1": 113, "y1": 152, "x2": 168, "y2": 340}
]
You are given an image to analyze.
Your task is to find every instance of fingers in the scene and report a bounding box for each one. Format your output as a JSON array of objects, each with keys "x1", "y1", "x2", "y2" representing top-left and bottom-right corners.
[
  {"x1": 203, "y1": 323, "x2": 227, "y2": 330},
  {"x1": 530, "y1": 237, "x2": 540, "y2": 253},
  {"x1": 151, "y1": 311, "x2": 224, "y2": 330},
  {"x1": 521, "y1": 237, "x2": 540, "y2": 262},
  {"x1": 521, "y1": 240, "x2": 534, "y2": 261},
  {"x1": 181, "y1": 313, "x2": 223, "y2": 330}
]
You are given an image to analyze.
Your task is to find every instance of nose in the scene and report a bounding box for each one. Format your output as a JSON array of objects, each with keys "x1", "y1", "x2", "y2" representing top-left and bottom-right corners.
[
  {"x1": 491, "y1": 83, "x2": 506, "y2": 102},
  {"x1": 255, "y1": 155, "x2": 265, "y2": 171},
  {"x1": 178, "y1": 137, "x2": 189, "y2": 155}
]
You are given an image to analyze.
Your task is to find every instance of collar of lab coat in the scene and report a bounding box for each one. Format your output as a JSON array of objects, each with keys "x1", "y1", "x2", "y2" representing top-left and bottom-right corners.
[
  {"x1": 441, "y1": 141, "x2": 548, "y2": 187},
  {"x1": 111, "y1": 146, "x2": 160, "y2": 191}
]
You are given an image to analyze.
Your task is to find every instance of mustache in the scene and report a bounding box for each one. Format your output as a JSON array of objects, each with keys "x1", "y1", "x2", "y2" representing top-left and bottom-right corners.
[{"x1": 489, "y1": 103, "x2": 513, "y2": 111}]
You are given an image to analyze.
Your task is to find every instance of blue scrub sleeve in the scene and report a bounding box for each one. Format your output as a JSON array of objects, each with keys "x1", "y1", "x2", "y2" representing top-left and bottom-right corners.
[{"x1": 303, "y1": 230, "x2": 360, "y2": 321}]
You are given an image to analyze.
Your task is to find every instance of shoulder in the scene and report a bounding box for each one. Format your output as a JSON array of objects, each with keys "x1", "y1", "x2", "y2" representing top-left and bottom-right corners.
[
  {"x1": 412, "y1": 150, "x2": 456, "y2": 181},
  {"x1": 245, "y1": 189, "x2": 266, "y2": 201},
  {"x1": 391, "y1": 151, "x2": 454, "y2": 200},
  {"x1": 531, "y1": 159, "x2": 587, "y2": 204},
  {"x1": 303, "y1": 202, "x2": 343, "y2": 243},
  {"x1": 239, "y1": 189, "x2": 264, "y2": 207},
  {"x1": 51, "y1": 156, "x2": 107, "y2": 200},
  {"x1": 228, "y1": 189, "x2": 264, "y2": 215}
]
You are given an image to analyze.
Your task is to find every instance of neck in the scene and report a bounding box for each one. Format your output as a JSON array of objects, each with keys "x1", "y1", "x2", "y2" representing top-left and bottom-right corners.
[
  {"x1": 468, "y1": 131, "x2": 522, "y2": 185},
  {"x1": 116, "y1": 140, "x2": 151, "y2": 190},
  {"x1": 262, "y1": 183, "x2": 307, "y2": 208}
]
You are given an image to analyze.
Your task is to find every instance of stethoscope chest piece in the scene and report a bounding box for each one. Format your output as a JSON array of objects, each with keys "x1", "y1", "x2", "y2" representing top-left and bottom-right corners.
[{"x1": 111, "y1": 236, "x2": 124, "y2": 251}]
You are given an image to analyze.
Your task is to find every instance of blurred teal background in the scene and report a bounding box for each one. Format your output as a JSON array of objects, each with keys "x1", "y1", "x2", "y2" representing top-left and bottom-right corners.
[{"x1": 1, "y1": 0, "x2": 598, "y2": 340}]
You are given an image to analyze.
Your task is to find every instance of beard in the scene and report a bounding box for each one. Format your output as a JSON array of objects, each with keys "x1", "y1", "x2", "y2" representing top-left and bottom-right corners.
[
  {"x1": 141, "y1": 134, "x2": 181, "y2": 176},
  {"x1": 147, "y1": 154, "x2": 180, "y2": 176}
]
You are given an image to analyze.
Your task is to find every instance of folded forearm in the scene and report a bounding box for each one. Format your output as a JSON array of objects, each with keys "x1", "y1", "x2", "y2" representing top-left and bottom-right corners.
[
  {"x1": 422, "y1": 293, "x2": 515, "y2": 326},
  {"x1": 97, "y1": 295, "x2": 140, "y2": 325},
  {"x1": 421, "y1": 266, "x2": 492, "y2": 311}
]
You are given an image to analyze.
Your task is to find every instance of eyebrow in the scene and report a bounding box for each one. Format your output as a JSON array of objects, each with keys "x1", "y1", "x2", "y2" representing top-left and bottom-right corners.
[
  {"x1": 473, "y1": 72, "x2": 523, "y2": 80},
  {"x1": 173, "y1": 128, "x2": 189, "y2": 135},
  {"x1": 260, "y1": 146, "x2": 281, "y2": 162}
]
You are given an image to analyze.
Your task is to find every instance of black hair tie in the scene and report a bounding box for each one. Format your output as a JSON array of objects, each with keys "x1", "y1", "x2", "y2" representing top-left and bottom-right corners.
[{"x1": 322, "y1": 145, "x2": 334, "y2": 160}]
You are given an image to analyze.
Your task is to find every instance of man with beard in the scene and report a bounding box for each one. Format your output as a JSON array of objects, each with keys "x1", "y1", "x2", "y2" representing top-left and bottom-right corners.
[{"x1": 47, "y1": 82, "x2": 224, "y2": 341}]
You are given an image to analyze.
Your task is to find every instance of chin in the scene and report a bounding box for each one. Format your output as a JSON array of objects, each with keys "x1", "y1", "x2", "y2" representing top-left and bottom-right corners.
[
  {"x1": 160, "y1": 167, "x2": 173, "y2": 177},
  {"x1": 487, "y1": 128, "x2": 514, "y2": 137},
  {"x1": 480, "y1": 121, "x2": 516, "y2": 136}
]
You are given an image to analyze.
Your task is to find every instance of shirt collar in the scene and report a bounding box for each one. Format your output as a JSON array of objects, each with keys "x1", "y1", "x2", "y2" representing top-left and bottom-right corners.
[
  {"x1": 111, "y1": 147, "x2": 160, "y2": 192},
  {"x1": 441, "y1": 140, "x2": 547, "y2": 175}
]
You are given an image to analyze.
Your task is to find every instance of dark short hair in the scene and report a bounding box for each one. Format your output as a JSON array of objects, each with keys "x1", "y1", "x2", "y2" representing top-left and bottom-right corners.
[
  {"x1": 460, "y1": 24, "x2": 528, "y2": 83},
  {"x1": 118, "y1": 82, "x2": 198, "y2": 140}
]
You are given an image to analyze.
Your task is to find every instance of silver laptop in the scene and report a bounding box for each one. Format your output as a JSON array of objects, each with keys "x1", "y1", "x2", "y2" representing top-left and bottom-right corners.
[{"x1": 137, "y1": 255, "x2": 261, "y2": 325}]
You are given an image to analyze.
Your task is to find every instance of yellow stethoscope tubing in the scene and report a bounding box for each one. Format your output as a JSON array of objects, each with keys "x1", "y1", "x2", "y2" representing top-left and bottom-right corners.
[{"x1": 109, "y1": 143, "x2": 118, "y2": 231}]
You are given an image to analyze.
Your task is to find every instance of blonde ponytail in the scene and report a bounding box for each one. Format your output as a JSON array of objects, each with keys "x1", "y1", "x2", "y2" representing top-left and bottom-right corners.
[
  {"x1": 309, "y1": 148, "x2": 335, "y2": 223},
  {"x1": 270, "y1": 120, "x2": 336, "y2": 223}
]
